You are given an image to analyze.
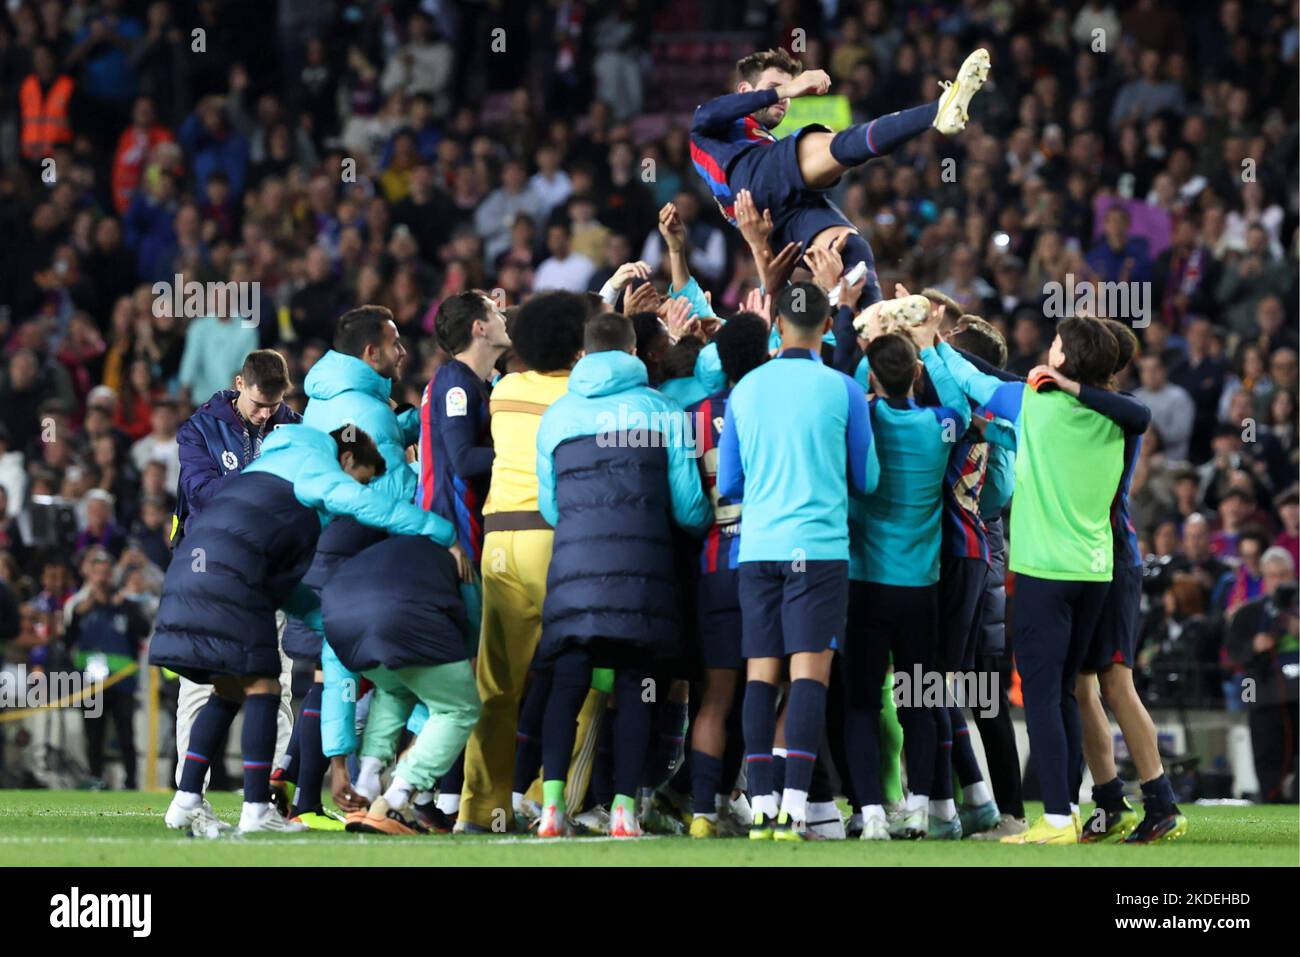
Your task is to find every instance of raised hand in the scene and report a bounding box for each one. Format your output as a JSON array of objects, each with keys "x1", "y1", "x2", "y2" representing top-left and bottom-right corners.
[
  {"x1": 806, "y1": 243, "x2": 845, "y2": 293},
  {"x1": 658, "y1": 202, "x2": 686, "y2": 253},
  {"x1": 780, "y1": 69, "x2": 831, "y2": 99},
  {"x1": 764, "y1": 240, "x2": 803, "y2": 292},
  {"x1": 623, "y1": 279, "x2": 662, "y2": 316},
  {"x1": 735, "y1": 189, "x2": 774, "y2": 250},
  {"x1": 610, "y1": 260, "x2": 652, "y2": 290}
]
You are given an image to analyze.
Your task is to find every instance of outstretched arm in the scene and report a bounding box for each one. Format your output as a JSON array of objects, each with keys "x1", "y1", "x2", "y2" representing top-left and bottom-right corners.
[{"x1": 935, "y1": 341, "x2": 1026, "y2": 425}]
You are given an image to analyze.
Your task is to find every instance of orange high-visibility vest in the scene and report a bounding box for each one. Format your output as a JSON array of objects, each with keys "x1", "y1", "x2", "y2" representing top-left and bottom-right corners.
[{"x1": 19, "y1": 74, "x2": 74, "y2": 160}]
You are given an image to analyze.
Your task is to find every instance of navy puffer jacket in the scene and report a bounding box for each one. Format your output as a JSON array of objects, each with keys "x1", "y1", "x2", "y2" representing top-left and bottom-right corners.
[
  {"x1": 322, "y1": 535, "x2": 471, "y2": 672},
  {"x1": 535, "y1": 350, "x2": 710, "y2": 660},
  {"x1": 150, "y1": 426, "x2": 455, "y2": 681}
]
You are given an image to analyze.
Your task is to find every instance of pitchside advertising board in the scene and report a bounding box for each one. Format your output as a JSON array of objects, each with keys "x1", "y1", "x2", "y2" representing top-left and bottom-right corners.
[{"x1": 771, "y1": 94, "x2": 853, "y2": 138}]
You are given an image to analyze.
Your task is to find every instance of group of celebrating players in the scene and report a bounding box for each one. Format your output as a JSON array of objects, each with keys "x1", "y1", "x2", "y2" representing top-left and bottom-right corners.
[{"x1": 148, "y1": 45, "x2": 1187, "y2": 846}]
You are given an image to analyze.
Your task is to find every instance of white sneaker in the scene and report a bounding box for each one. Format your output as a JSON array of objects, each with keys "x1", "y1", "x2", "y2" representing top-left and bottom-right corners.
[
  {"x1": 860, "y1": 814, "x2": 891, "y2": 841},
  {"x1": 192, "y1": 802, "x2": 233, "y2": 839},
  {"x1": 933, "y1": 48, "x2": 991, "y2": 135},
  {"x1": 807, "y1": 801, "x2": 847, "y2": 840},
  {"x1": 238, "y1": 801, "x2": 308, "y2": 833},
  {"x1": 164, "y1": 792, "x2": 203, "y2": 829},
  {"x1": 889, "y1": 806, "x2": 928, "y2": 840},
  {"x1": 716, "y1": 798, "x2": 752, "y2": 838},
  {"x1": 609, "y1": 804, "x2": 643, "y2": 838},
  {"x1": 572, "y1": 804, "x2": 610, "y2": 835}
]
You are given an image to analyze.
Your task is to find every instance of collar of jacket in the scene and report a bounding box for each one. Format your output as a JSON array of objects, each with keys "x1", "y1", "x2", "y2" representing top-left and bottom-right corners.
[
  {"x1": 775, "y1": 347, "x2": 822, "y2": 363},
  {"x1": 568, "y1": 350, "x2": 648, "y2": 398},
  {"x1": 304, "y1": 350, "x2": 393, "y2": 404}
]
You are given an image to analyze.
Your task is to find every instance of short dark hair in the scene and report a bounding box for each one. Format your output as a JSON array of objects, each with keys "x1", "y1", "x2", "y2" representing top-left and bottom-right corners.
[
  {"x1": 715, "y1": 313, "x2": 770, "y2": 385},
  {"x1": 736, "y1": 48, "x2": 802, "y2": 85},
  {"x1": 512, "y1": 291, "x2": 586, "y2": 372},
  {"x1": 334, "y1": 305, "x2": 395, "y2": 357},
  {"x1": 435, "y1": 291, "x2": 491, "y2": 355},
  {"x1": 240, "y1": 349, "x2": 291, "y2": 395},
  {"x1": 1101, "y1": 318, "x2": 1139, "y2": 375},
  {"x1": 948, "y1": 316, "x2": 1008, "y2": 368},
  {"x1": 865, "y1": 333, "x2": 919, "y2": 398},
  {"x1": 1057, "y1": 317, "x2": 1119, "y2": 389},
  {"x1": 584, "y1": 312, "x2": 636, "y2": 354},
  {"x1": 775, "y1": 282, "x2": 830, "y2": 331},
  {"x1": 329, "y1": 425, "x2": 386, "y2": 476}
]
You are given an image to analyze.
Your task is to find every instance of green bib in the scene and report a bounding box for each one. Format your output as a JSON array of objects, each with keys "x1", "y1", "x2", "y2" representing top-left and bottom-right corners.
[{"x1": 1009, "y1": 388, "x2": 1124, "y2": 581}]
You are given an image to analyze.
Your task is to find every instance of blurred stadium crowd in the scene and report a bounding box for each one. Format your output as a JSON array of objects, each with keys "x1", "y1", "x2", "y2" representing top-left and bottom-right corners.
[{"x1": 0, "y1": 0, "x2": 1297, "y2": 791}]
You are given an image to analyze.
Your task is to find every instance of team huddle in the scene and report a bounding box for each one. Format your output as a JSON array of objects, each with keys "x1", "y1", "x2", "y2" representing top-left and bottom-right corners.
[{"x1": 148, "y1": 46, "x2": 1187, "y2": 846}]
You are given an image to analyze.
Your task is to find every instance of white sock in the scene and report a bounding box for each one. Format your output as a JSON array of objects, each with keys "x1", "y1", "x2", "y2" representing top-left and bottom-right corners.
[
  {"x1": 355, "y1": 756, "x2": 383, "y2": 799},
  {"x1": 175, "y1": 790, "x2": 201, "y2": 810},
  {"x1": 929, "y1": 798, "x2": 957, "y2": 820},
  {"x1": 753, "y1": 793, "x2": 779, "y2": 818},
  {"x1": 780, "y1": 788, "x2": 808, "y2": 822},
  {"x1": 1046, "y1": 812, "x2": 1073, "y2": 828},
  {"x1": 382, "y1": 777, "x2": 413, "y2": 811},
  {"x1": 435, "y1": 792, "x2": 460, "y2": 814},
  {"x1": 906, "y1": 792, "x2": 929, "y2": 812},
  {"x1": 861, "y1": 804, "x2": 886, "y2": 822},
  {"x1": 242, "y1": 801, "x2": 269, "y2": 819},
  {"x1": 964, "y1": 781, "x2": 992, "y2": 806},
  {"x1": 1070, "y1": 802, "x2": 1080, "y2": 817},
  {"x1": 512, "y1": 791, "x2": 525, "y2": 813},
  {"x1": 413, "y1": 789, "x2": 436, "y2": 807}
]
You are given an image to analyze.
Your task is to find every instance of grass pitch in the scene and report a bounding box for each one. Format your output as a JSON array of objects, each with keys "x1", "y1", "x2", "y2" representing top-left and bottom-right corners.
[{"x1": 0, "y1": 791, "x2": 1296, "y2": 866}]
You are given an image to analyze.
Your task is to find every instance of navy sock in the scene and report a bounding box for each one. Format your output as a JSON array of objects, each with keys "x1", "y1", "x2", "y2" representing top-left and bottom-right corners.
[
  {"x1": 179, "y1": 695, "x2": 241, "y2": 794},
  {"x1": 280, "y1": 709, "x2": 302, "y2": 785},
  {"x1": 829, "y1": 101, "x2": 938, "y2": 166},
  {"x1": 950, "y1": 706, "x2": 985, "y2": 789},
  {"x1": 1140, "y1": 774, "x2": 1178, "y2": 814},
  {"x1": 772, "y1": 752, "x2": 787, "y2": 794},
  {"x1": 643, "y1": 697, "x2": 688, "y2": 791},
  {"x1": 741, "y1": 681, "x2": 779, "y2": 804},
  {"x1": 690, "y1": 750, "x2": 723, "y2": 815},
  {"x1": 290, "y1": 683, "x2": 326, "y2": 813},
  {"x1": 241, "y1": 693, "x2": 279, "y2": 804},
  {"x1": 612, "y1": 667, "x2": 654, "y2": 799},
  {"x1": 930, "y1": 703, "x2": 955, "y2": 800},
  {"x1": 782, "y1": 679, "x2": 827, "y2": 801}
]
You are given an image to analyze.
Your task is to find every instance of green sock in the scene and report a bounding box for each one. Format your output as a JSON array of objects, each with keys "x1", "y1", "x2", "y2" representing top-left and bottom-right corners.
[
  {"x1": 612, "y1": 793, "x2": 636, "y2": 817},
  {"x1": 542, "y1": 779, "x2": 566, "y2": 811},
  {"x1": 879, "y1": 670, "x2": 904, "y2": 805}
]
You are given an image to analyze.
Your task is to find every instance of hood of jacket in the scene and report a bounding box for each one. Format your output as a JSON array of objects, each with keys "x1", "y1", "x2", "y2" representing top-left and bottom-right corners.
[
  {"x1": 568, "y1": 350, "x2": 648, "y2": 399},
  {"x1": 304, "y1": 350, "x2": 393, "y2": 405}
]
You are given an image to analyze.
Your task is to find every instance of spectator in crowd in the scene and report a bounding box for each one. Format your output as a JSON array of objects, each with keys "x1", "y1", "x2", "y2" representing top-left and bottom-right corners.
[
  {"x1": 1224, "y1": 547, "x2": 1299, "y2": 802},
  {"x1": 1135, "y1": 352, "x2": 1196, "y2": 461}
]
